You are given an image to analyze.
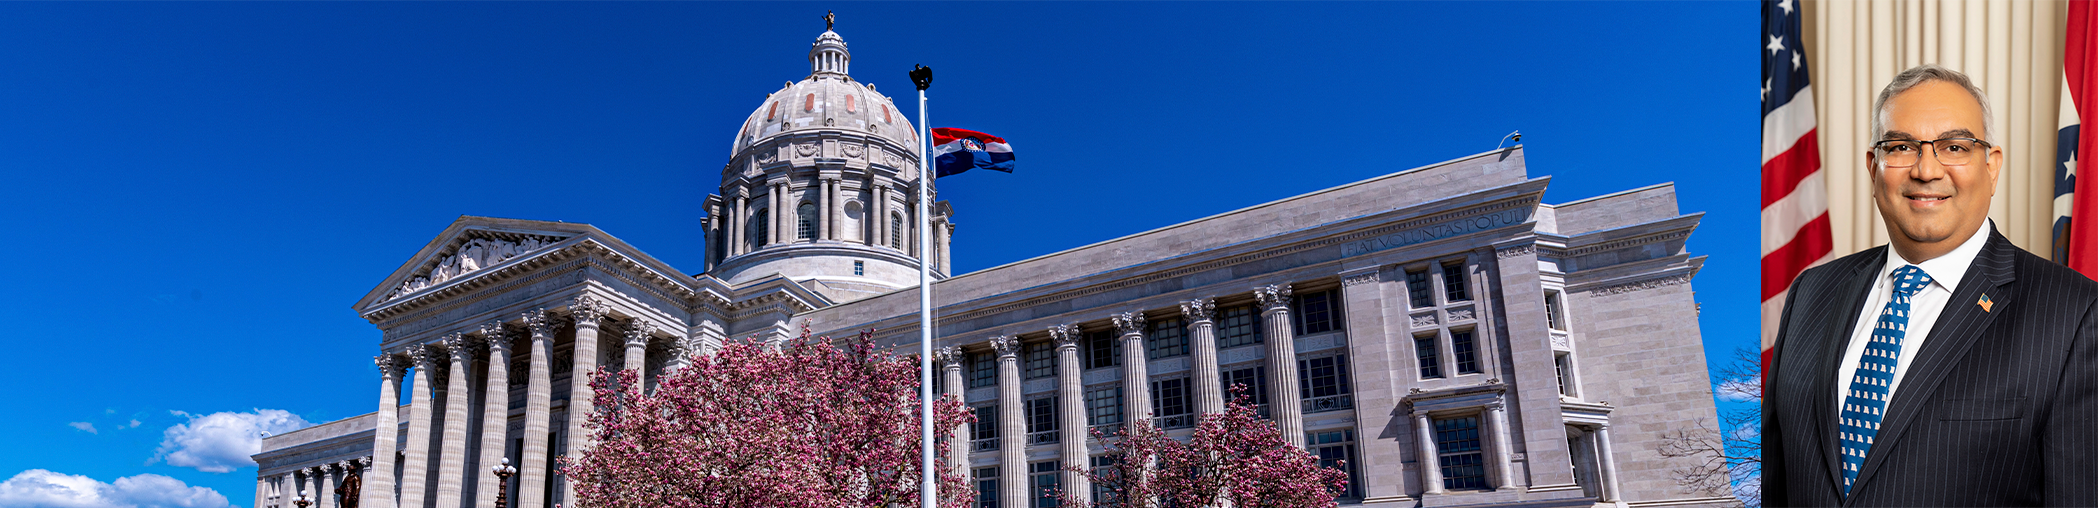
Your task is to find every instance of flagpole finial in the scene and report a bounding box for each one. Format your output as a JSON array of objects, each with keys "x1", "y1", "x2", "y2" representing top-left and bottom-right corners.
[
  {"x1": 911, "y1": 65, "x2": 933, "y2": 91},
  {"x1": 824, "y1": 11, "x2": 835, "y2": 31}
]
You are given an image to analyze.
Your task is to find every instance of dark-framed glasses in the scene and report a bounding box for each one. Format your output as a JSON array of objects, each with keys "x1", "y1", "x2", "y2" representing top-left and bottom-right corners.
[{"x1": 1872, "y1": 137, "x2": 1991, "y2": 167}]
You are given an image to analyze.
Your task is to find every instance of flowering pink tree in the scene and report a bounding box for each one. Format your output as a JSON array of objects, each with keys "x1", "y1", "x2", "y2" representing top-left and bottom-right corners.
[
  {"x1": 561, "y1": 328, "x2": 976, "y2": 508},
  {"x1": 1064, "y1": 388, "x2": 1351, "y2": 508}
]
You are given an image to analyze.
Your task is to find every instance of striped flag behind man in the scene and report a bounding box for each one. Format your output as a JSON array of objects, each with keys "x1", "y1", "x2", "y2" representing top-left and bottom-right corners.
[
  {"x1": 2059, "y1": 2, "x2": 2098, "y2": 277},
  {"x1": 1761, "y1": 0, "x2": 1832, "y2": 377}
]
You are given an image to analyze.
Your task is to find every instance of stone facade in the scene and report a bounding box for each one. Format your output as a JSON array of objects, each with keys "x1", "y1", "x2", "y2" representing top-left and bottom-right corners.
[{"x1": 251, "y1": 26, "x2": 1728, "y2": 508}]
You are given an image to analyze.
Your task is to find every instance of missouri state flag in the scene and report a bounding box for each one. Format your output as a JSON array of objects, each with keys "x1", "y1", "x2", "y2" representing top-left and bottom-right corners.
[{"x1": 931, "y1": 127, "x2": 1016, "y2": 177}]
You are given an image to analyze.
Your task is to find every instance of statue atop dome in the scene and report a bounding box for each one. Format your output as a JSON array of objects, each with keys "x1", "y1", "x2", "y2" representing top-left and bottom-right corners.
[{"x1": 825, "y1": 11, "x2": 835, "y2": 31}]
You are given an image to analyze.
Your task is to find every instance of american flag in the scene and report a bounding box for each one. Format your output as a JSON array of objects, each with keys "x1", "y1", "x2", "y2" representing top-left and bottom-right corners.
[{"x1": 1761, "y1": 0, "x2": 1830, "y2": 376}]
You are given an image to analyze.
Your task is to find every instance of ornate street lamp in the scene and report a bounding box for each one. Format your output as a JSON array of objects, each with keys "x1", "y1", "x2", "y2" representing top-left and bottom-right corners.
[
  {"x1": 492, "y1": 458, "x2": 518, "y2": 508},
  {"x1": 292, "y1": 491, "x2": 312, "y2": 508}
]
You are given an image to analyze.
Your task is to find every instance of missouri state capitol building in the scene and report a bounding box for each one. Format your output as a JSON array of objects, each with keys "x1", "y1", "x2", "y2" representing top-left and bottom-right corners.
[{"x1": 250, "y1": 26, "x2": 1730, "y2": 508}]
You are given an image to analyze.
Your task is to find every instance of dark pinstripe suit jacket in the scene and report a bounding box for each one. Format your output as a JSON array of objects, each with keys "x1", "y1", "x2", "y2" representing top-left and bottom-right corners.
[{"x1": 1766, "y1": 229, "x2": 2098, "y2": 507}]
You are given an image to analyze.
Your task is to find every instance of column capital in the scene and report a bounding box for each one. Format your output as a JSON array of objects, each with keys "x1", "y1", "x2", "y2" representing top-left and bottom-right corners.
[
  {"x1": 571, "y1": 294, "x2": 610, "y2": 327},
  {"x1": 934, "y1": 346, "x2": 966, "y2": 367},
  {"x1": 624, "y1": 319, "x2": 656, "y2": 346},
  {"x1": 1111, "y1": 312, "x2": 1146, "y2": 336},
  {"x1": 374, "y1": 353, "x2": 405, "y2": 378},
  {"x1": 523, "y1": 308, "x2": 556, "y2": 338},
  {"x1": 989, "y1": 335, "x2": 1021, "y2": 358},
  {"x1": 409, "y1": 344, "x2": 440, "y2": 370},
  {"x1": 1180, "y1": 297, "x2": 1216, "y2": 323},
  {"x1": 1254, "y1": 284, "x2": 1293, "y2": 313},
  {"x1": 1048, "y1": 324, "x2": 1082, "y2": 349},
  {"x1": 480, "y1": 321, "x2": 514, "y2": 352},
  {"x1": 443, "y1": 332, "x2": 474, "y2": 363}
]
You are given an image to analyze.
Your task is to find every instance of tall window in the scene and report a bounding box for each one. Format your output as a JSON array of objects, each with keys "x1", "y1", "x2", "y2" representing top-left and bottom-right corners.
[
  {"x1": 1026, "y1": 397, "x2": 1058, "y2": 445},
  {"x1": 1452, "y1": 330, "x2": 1480, "y2": 374},
  {"x1": 751, "y1": 213, "x2": 770, "y2": 249},
  {"x1": 1024, "y1": 341, "x2": 1056, "y2": 379},
  {"x1": 1030, "y1": 461, "x2": 1061, "y2": 508},
  {"x1": 1406, "y1": 268, "x2": 1434, "y2": 308},
  {"x1": 796, "y1": 203, "x2": 817, "y2": 240},
  {"x1": 1221, "y1": 365, "x2": 1267, "y2": 409},
  {"x1": 1545, "y1": 290, "x2": 1569, "y2": 331},
  {"x1": 1216, "y1": 305, "x2": 1262, "y2": 348},
  {"x1": 1556, "y1": 352, "x2": 1579, "y2": 397},
  {"x1": 974, "y1": 467, "x2": 1000, "y2": 508},
  {"x1": 853, "y1": 260, "x2": 864, "y2": 275},
  {"x1": 1151, "y1": 378, "x2": 1193, "y2": 428},
  {"x1": 1147, "y1": 317, "x2": 1188, "y2": 359},
  {"x1": 1309, "y1": 429, "x2": 1363, "y2": 500},
  {"x1": 1435, "y1": 416, "x2": 1488, "y2": 490},
  {"x1": 1090, "y1": 456, "x2": 1120, "y2": 504},
  {"x1": 1085, "y1": 330, "x2": 1120, "y2": 369},
  {"x1": 1415, "y1": 335, "x2": 1443, "y2": 379},
  {"x1": 1292, "y1": 290, "x2": 1343, "y2": 335},
  {"x1": 1442, "y1": 262, "x2": 1471, "y2": 302},
  {"x1": 890, "y1": 212, "x2": 905, "y2": 249},
  {"x1": 970, "y1": 352, "x2": 997, "y2": 388},
  {"x1": 972, "y1": 405, "x2": 999, "y2": 452},
  {"x1": 1299, "y1": 355, "x2": 1352, "y2": 413},
  {"x1": 1085, "y1": 386, "x2": 1122, "y2": 428}
]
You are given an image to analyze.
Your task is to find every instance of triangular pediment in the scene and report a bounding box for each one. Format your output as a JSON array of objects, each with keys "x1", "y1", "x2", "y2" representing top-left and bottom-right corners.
[{"x1": 355, "y1": 216, "x2": 592, "y2": 313}]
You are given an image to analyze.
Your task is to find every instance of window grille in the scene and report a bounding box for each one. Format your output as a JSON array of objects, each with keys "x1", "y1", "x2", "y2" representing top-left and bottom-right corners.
[
  {"x1": 1545, "y1": 290, "x2": 1570, "y2": 331},
  {"x1": 1215, "y1": 305, "x2": 1262, "y2": 348},
  {"x1": 796, "y1": 203, "x2": 817, "y2": 240},
  {"x1": 1298, "y1": 355, "x2": 1353, "y2": 413},
  {"x1": 1150, "y1": 378, "x2": 1193, "y2": 429},
  {"x1": 1085, "y1": 330, "x2": 1120, "y2": 369},
  {"x1": 1308, "y1": 429, "x2": 1363, "y2": 500},
  {"x1": 1085, "y1": 386, "x2": 1122, "y2": 428},
  {"x1": 1029, "y1": 462, "x2": 1061, "y2": 508},
  {"x1": 1291, "y1": 290, "x2": 1343, "y2": 335},
  {"x1": 1442, "y1": 263, "x2": 1471, "y2": 302},
  {"x1": 1435, "y1": 416, "x2": 1488, "y2": 490},
  {"x1": 1416, "y1": 335, "x2": 1443, "y2": 379},
  {"x1": 972, "y1": 406, "x2": 998, "y2": 452},
  {"x1": 1026, "y1": 397, "x2": 1059, "y2": 445},
  {"x1": 970, "y1": 352, "x2": 997, "y2": 388},
  {"x1": 974, "y1": 467, "x2": 1000, "y2": 508},
  {"x1": 1146, "y1": 317, "x2": 1187, "y2": 359},
  {"x1": 1221, "y1": 365, "x2": 1268, "y2": 417},
  {"x1": 1452, "y1": 330, "x2": 1480, "y2": 374},
  {"x1": 1406, "y1": 269, "x2": 1434, "y2": 308},
  {"x1": 1024, "y1": 341, "x2": 1056, "y2": 379}
]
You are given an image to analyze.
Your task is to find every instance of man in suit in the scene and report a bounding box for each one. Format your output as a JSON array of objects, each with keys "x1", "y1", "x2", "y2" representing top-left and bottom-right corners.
[{"x1": 1766, "y1": 64, "x2": 2098, "y2": 506}]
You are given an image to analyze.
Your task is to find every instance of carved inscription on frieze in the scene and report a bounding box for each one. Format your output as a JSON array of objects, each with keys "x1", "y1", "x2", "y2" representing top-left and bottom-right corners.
[{"x1": 1341, "y1": 208, "x2": 1531, "y2": 258}]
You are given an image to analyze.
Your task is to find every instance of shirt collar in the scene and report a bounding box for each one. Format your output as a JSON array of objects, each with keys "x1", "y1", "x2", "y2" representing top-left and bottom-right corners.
[{"x1": 1880, "y1": 218, "x2": 1992, "y2": 292}]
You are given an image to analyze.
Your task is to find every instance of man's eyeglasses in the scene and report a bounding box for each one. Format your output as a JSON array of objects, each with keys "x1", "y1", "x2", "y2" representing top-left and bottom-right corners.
[{"x1": 1871, "y1": 137, "x2": 1992, "y2": 167}]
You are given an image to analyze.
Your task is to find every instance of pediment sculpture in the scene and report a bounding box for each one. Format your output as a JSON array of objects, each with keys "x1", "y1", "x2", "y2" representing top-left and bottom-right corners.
[{"x1": 383, "y1": 235, "x2": 561, "y2": 301}]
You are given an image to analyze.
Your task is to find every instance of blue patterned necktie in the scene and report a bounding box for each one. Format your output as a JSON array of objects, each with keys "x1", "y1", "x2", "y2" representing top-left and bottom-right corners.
[{"x1": 1838, "y1": 264, "x2": 1933, "y2": 495}]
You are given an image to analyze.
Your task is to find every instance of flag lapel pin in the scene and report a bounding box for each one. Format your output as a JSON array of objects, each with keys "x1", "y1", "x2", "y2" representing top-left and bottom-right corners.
[{"x1": 1979, "y1": 294, "x2": 1994, "y2": 313}]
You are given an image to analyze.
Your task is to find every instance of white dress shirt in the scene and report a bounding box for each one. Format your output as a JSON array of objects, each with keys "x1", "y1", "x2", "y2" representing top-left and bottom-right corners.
[{"x1": 1833, "y1": 219, "x2": 1993, "y2": 413}]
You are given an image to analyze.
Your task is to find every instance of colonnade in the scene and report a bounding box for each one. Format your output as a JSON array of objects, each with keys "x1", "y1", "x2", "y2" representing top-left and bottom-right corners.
[
  {"x1": 259, "y1": 459, "x2": 367, "y2": 508},
  {"x1": 361, "y1": 294, "x2": 711, "y2": 508},
  {"x1": 935, "y1": 284, "x2": 1303, "y2": 505}
]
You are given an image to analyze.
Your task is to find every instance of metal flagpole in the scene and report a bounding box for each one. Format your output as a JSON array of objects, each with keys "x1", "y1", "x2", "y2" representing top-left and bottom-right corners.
[{"x1": 911, "y1": 64, "x2": 936, "y2": 508}]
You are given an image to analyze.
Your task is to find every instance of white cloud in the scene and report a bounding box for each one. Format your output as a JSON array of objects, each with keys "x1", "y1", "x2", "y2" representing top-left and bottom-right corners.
[
  {"x1": 0, "y1": 469, "x2": 231, "y2": 508},
  {"x1": 151, "y1": 410, "x2": 309, "y2": 473},
  {"x1": 66, "y1": 423, "x2": 96, "y2": 435},
  {"x1": 124, "y1": 421, "x2": 142, "y2": 430},
  {"x1": 1715, "y1": 377, "x2": 1761, "y2": 402}
]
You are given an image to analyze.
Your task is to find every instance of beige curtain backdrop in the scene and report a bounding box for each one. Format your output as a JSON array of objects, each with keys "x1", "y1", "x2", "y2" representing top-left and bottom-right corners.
[{"x1": 1801, "y1": 0, "x2": 2066, "y2": 257}]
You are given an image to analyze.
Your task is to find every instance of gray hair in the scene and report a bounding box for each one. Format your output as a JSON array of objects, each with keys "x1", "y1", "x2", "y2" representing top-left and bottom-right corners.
[{"x1": 1871, "y1": 64, "x2": 1995, "y2": 143}]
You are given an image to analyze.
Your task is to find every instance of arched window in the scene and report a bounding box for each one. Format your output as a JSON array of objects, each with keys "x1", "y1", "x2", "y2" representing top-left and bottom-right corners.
[
  {"x1": 890, "y1": 212, "x2": 905, "y2": 249},
  {"x1": 797, "y1": 203, "x2": 818, "y2": 241},
  {"x1": 752, "y1": 213, "x2": 770, "y2": 249}
]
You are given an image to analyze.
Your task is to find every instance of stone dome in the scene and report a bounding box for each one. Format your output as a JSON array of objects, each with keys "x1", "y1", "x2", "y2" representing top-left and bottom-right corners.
[{"x1": 730, "y1": 30, "x2": 917, "y2": 157}]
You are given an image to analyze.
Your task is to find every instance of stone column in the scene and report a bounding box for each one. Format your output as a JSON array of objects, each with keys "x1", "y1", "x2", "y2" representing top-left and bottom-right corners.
[
  {"x1": 1182, "y1": 298, "x2": 1224, "y2": 415},
  {"x1": 1255, "y1": 284, "x2": 1306, "y2": 448},
  {"x1": 435, "y1": 334, "x2": 474, "y2": 508},
  {"x1": 818, "y1": 178, "x2": 835, "y2": 242},
  {"x1": 830, "y1": 180, "x2": 844, "y2": 241},
  {"x1": 284, "y1": 472, "x2": 299, "y2": 507},
  {"x1": 730, "y1": 196, "x2": 746, "y2": 256},
  {"x1": 399, "y1": 344, "x2": 440, "y2": 508},
  {"x1": 255, "y1": 477, "x2": 267, "y2": 508},
  {"x1": 1414, "y1": 411, "x2": 1444, "y2": 495},
  {"x1": 1049, "y1": 325, "x2": 1090, "y2": 504},
  {"x1": 774, "y1": 183, "x2": 789, "y2": 245},
  {"x1": 1595, "y1": 424, "x2": 1622, "y2": 503},
  {"x1": 315, "y1": 466, "x2": 336, "y2": 508},
  {"x1": 1113, "y1": 312, "x2": 1151, "y2": 424},
  {"x1": 936, "y1": 346, "x2": 969, "y2": 480},
  {"x1": 1486, "y1": 402, "x2": 1516, "y2": 491},
  {"x1": 561, "y1": 295, "x2": 608, "y2": 506},
  {"x1": 365, "y1": 353, "x2": 405, "y2": 508},
  {"x1": 867, "y1": 182, "x2": 882, "y2": 247},
  {"x1": 517, "y1": 309, "x2": 556, "y2": 508},
  {"x1": 474, "y1": 322, "x2": 512, "y2": 508},
  {"x1": 990, "y1": 336, "x2": 1026, "y2": 508},
  {"x1": 623, "y1": 319, "x2": 654, "y2": 394}
]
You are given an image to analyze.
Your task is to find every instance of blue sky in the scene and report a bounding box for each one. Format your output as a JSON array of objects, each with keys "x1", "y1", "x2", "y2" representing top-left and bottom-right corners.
[{"x1": 0, "y1": 2, "x2": 1754, "y2": 506}]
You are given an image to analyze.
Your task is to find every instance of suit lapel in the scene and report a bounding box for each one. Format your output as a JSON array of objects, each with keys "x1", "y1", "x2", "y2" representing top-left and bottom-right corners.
[
  {"x1": 1846, "y1": 231, "x2": 2019, "y2": 500},
  {"x1": 1814, "y1": 248, "x2": 1885, "y2": 501}
]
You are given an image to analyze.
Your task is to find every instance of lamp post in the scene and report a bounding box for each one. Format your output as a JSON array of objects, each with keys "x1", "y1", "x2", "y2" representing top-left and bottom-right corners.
[
  {"x1": 492, "y1": 458, "x2": 518, "y2": 508},
  {"x1": 292, "y1": 492, "x2": 312, "y2": 508}
]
